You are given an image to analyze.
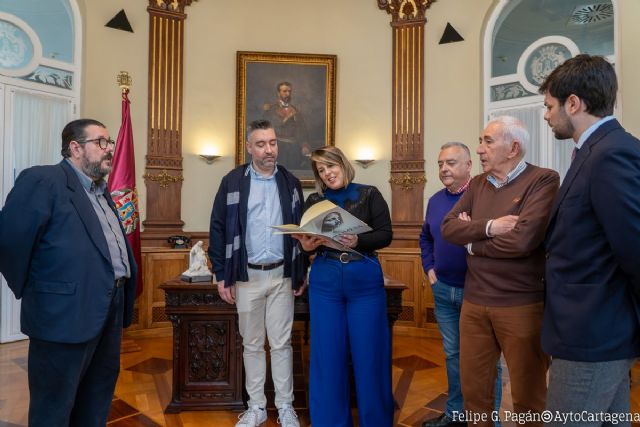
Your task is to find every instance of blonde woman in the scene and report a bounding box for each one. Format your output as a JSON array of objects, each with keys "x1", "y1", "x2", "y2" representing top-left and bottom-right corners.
[{"x1": 293, "y1": 146, "x2": 393, "y2": 427}]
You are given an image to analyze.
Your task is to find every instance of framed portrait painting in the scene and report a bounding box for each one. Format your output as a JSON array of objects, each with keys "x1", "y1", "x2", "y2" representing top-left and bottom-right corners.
[{"x1": 236, "y1": 51, "x2": 337, "y2": 187}]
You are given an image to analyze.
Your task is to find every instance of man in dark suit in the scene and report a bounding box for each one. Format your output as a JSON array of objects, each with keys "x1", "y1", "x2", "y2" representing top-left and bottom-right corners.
[
  {"x1": 0, "y1": 119, "x2": 138, "y2": 427},
  {"x1": 262, "y1": 82, "x2": 310, "y2": 170},
  {"x1": 540, "y1": 54, "x2": 640, "y2": 424}
]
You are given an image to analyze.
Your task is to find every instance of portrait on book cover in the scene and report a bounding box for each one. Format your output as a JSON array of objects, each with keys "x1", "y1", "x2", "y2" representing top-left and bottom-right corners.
[{"x1": 321, "y1": 212, "x2": 344, "y2": 233}]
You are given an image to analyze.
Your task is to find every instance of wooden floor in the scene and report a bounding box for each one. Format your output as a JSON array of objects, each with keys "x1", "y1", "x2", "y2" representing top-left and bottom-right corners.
[{"x1": 1, "y1": 328, "x2": 640, "y2": 427}]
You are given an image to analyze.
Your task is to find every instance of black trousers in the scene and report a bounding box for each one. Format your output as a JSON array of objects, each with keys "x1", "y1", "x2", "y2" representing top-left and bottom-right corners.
[{"x1": 27, "y1": 284, "x2": 124, "y2": 427}]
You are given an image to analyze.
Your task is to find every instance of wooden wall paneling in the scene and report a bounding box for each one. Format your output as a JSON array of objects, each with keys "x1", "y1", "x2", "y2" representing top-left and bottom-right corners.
[
  {"x1": 378, "y1": 247, "x2": 440, "y2": 338},
  {"x1": 125, "y1": 247, "x2": 190, "y2": 338},
  {"x1": 125, "y1": 302, "x2": 143, "y2": 331},
  {"x1": 146, "y1": 248, "x2": 190, "y2": 329}
]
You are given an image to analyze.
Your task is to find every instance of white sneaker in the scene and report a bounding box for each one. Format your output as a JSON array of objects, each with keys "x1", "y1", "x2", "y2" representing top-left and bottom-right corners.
[
  {"x1": 277, "y1": 404, "x2": 300, "y2": 427},
  {"x1": 236, "y1": 405, "x2": 267, "y2": 427}
]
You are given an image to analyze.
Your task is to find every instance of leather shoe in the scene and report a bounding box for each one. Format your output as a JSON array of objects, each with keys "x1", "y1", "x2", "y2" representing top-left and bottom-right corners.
[{"x1": 422, "y1": 413, "x2": 467, "y2": 427}]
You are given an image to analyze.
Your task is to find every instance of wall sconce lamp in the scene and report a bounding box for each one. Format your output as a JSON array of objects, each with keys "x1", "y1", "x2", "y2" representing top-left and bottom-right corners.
[
  {"x1": 354, "y1": 159, "x2": 375, "y2": 169},
  {"x1": 199, "y1": 154, "x2": 221, "y2": 164}
]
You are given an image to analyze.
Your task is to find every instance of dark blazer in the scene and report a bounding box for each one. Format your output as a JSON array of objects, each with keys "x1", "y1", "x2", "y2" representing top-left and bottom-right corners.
[
  {"x1": 542, "y1": 119, "x2": 640, "y2": 362},
  {"x1": 0, "y1": 160, "x2": 137, "y2": 343}
]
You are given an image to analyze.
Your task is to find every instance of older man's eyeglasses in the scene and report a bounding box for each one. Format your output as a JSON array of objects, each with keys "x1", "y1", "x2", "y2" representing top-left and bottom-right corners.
[{"x1": 79, "y1": 137, "x2": 116, "y2": 150}]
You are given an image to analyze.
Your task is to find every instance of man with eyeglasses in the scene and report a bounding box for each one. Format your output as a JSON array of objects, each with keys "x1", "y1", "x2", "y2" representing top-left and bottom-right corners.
[{"x1": 0, "y1": 118, "x2": 138, "y2": 427}]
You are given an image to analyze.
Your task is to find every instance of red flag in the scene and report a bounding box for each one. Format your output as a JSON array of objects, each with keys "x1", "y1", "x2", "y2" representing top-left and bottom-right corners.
[{"x1": 108, "y1": 90, "x2": 143, "y2": 297}]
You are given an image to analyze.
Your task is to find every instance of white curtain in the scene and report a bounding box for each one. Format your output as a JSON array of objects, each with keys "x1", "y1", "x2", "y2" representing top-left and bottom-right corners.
[
  {"x1": 490, "y1": 105, "x2": 574, "y2": 182},
  {"x1": 1, "y1": 87, "x2": 73, "y2": 343},
  {"x1": 10, "y1": 88, "x2": 71, "y2": 183}
]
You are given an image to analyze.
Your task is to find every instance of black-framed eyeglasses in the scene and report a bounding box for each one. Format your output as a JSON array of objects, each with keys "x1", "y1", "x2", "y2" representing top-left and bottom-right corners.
[{"x1": 78, "y1": 137, "x2": 116, "y2": 150}]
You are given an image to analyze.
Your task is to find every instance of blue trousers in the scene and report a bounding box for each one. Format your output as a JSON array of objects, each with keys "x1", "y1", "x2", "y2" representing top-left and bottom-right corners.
[
  {"x1": 308, "y1": 254, "x2": 394, "y2": 427},
  {"x1": 432, "y1": 280, "x2": 502, "y2": 423},
  {"x1": 27, "y1": 283, "x2": 124, "y2": 427}
]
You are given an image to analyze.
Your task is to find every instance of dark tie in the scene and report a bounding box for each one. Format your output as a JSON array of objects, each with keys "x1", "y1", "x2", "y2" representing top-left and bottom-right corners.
[{"x1": 571, "y1": 147, "x2": 579, "y2": 162}]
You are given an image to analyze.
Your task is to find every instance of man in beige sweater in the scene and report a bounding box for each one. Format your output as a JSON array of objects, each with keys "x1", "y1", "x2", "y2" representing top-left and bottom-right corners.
[{"x1": 442, "y1": 116, "x2": 559, "y2": 427}]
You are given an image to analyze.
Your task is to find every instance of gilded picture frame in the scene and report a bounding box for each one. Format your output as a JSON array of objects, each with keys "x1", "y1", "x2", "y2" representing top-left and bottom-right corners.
[{"x1": 236, "y1": 51, "x2": 337, "y2": 187}]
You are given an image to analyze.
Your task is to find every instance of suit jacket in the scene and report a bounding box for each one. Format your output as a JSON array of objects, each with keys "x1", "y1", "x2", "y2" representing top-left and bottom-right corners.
[
  {"x1": 0, "y1": 160, "x2": 137, "y2": 343},
  {"x1": 542, "y1": 119, "x2": 640, "y2": 361}
]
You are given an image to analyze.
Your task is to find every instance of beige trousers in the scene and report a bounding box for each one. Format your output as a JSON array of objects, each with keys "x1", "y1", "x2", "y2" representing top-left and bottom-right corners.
[{"x1": 235, "y1": 265, "x2": 294, "y2": 409}]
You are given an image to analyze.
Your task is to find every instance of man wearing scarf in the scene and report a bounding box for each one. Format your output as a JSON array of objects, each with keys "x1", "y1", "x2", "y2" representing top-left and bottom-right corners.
[{"x1": 208, "y1": 119, "x2": 306, "y2": 427}]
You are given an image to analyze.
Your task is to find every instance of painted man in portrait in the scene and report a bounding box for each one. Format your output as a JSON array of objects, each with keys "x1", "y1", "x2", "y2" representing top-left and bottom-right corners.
[{"x1": 263, "y1": 81, "x2": 310, "y2": 170}]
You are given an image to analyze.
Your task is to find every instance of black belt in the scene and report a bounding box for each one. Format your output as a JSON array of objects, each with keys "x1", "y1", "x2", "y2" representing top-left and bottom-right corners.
[
  {"x1": 247, "y1": 260, "x2": 284, "y2": 271},
  {"x1": 319, "y1": 250, "x2": 365, "y2": 264},
  {"x1": 115, "y1": 277, "x2": 127, "y2": 288}
]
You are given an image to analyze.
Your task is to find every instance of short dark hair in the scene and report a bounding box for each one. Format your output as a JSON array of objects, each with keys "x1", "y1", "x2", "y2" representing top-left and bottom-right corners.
[
  {"x1": 440, "y1": 141, "x2": 471, "y2": 159},
  {"x1": 61, "y1": 118, "x2": 106, "y2": 158},
  {"x1": 277, "y1": 81, "x2": 292, "y2": 92},
  {"x1": 538, "y1": 54, "x2": 617, "y2": 117},
  {"x1": 247, "y1": 119, "x2": 273, "y2": 141}
]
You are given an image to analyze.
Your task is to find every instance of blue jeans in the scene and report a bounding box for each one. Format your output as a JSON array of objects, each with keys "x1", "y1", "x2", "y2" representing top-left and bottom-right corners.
[
  {"x1": 546, "y1": 358, "x2": 635, "y2": 427},
  {"x1": 432, "y1": 280, "x2": 502, "y2": 423}
]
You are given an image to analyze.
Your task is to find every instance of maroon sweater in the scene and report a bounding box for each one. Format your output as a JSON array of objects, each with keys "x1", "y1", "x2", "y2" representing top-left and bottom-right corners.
[{"x1": 441, "y1": 164, "x2": 559, "y2": 306}]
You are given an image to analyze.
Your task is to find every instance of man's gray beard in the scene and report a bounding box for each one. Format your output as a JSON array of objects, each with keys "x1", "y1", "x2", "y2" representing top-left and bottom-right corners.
[{"x1": 81, "y1": 156, "x2": 111, "y2": 181}]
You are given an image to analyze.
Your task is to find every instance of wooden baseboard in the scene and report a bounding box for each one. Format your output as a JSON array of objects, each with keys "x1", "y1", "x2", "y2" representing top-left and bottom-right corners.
[
  {"x1": 124, "y1": 327, "x2": 172, "y2": 339},
  {"x1": 393, "y1": 325, "x2": 442, "y2": 339}
]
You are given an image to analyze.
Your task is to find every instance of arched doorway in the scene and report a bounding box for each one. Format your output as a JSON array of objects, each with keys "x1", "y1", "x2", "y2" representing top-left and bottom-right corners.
[{"x1": 483, "y1": 0, "x2": 617, "y2": 180}]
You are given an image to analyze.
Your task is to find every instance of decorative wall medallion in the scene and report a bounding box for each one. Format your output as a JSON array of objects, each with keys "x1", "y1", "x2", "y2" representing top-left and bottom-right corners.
[
  {"x1": 516, "y1": 36, "x2": 580, "y2": 94},
  {"x1": 526, "y1": 44, "x2": 571, "y2": 86},
  {"x1": 0, "y1": 13, "x2": 43, "y2": 78},
  {"x1": 0, "y1": 20, "x2": 29, "y2": 68}
]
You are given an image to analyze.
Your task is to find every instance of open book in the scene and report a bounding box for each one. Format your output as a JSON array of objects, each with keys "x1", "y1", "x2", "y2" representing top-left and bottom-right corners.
[{"x1": 271, "y1": 200, "x2": 372, "y2": 250}]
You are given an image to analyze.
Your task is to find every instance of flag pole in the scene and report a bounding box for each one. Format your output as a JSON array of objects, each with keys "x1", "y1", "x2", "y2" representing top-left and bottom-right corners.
[{"x1": 116, "y1": 71, "x2": 142, "y2": 354}]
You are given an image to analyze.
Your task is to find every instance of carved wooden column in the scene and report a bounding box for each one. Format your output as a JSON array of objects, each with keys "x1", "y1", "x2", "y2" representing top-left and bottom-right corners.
[
  {"x1": 143, "y1": 0, "x2": 197, "y2": 243},
  {"x1": 378, "y1": 0, "x2": 433, "y2": 246}
]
